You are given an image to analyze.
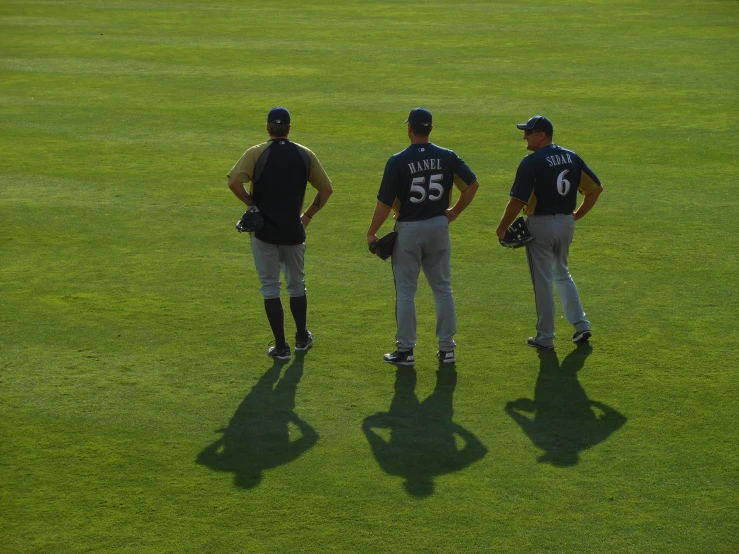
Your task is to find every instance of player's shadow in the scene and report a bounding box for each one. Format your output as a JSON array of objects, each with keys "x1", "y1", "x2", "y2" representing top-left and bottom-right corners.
[
  {"x1": 362, "y1": 365, "x2": 487, "y2": 498},
  {"x1": 506, "y1": 344, "x2": 626, "y2": 466},
  {"x1": 196, "y1": 353, "x2": 317, "y2": 489}
]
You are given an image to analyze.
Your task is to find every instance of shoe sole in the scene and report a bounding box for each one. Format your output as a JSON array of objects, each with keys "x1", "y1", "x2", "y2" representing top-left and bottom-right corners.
[
  {"x1": 527, "y1": 341, "x2": 554, "y2": 350},
  {"x1": 295, "y1": 332, "x2": 313, "y2": 351},
  {"x1": 572, "y1": 331, "x2": 592, "y2": 343},
  {"x1": 384, "y1": 358, "x2": 415, "y2": 365},
  {"x1": 438, "y1": 357, "x2": 456, "y2": 364}
]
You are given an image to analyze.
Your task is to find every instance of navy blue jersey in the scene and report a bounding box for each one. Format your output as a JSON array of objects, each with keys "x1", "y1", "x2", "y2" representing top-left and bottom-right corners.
[
  {"x1": 377, "y1": 143, "x2": 477, "y2": 221},
  {"x1": 510, "y1": 144, "x2": 602, "y2": 215}
]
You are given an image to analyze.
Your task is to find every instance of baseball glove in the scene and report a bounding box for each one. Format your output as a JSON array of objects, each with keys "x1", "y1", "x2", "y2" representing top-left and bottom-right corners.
[
  {"x1": 235, "y1": 206, "x2": 264, "y2": 233},
  {"x1": 369, "y1": 231, "x2": 398, "y2": 261},
  {"x1": 499, "y1": 216, "x2": 534, "y2": 249}
]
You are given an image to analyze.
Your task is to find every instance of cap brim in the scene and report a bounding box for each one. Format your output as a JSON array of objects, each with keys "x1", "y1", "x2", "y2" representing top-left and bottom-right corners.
[{"x1": 516, "y1": 123, "x2": 533, "y2": 130}]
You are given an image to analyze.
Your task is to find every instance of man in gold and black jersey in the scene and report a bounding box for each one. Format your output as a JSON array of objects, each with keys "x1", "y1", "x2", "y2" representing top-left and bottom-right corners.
[{"x1": 228, "y1": 107, "x2": 333, "y2": 360}]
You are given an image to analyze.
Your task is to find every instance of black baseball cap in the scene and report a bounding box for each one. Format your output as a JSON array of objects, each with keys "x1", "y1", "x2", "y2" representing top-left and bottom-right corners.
[
  {"x1": 405, "y1": 107, "x2": 432, "y2": 128},
  {"x1": 267, "y1": 106, "x2": 290, "y2": 124},
  {"x1": 516, "y1": 115, "x2": 554, "y2": 135}
]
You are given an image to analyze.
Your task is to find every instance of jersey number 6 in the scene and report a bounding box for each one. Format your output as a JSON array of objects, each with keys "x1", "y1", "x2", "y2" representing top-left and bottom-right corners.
[
  {"x1": 557, "y1": 169, "x2": 571, "y2": 196},
  {"x1": 409, "y1": 173, "x2": 444, "y2": 204}
]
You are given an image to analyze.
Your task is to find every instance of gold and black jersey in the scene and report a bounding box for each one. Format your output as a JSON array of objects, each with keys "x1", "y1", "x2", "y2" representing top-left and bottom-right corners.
[{"x1": 228, "y1": 139, "x2": 331, "y2": 245}]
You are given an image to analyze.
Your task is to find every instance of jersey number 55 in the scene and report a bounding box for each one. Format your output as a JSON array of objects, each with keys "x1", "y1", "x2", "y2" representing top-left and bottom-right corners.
[{"x1": 409, "y1": 174, "x2": 444, "y2": 203}]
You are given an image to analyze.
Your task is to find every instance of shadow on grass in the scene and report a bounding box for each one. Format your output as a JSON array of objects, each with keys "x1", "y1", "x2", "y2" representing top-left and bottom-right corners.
[
  {"x1": 196, "y1": 352, "x2": 317, "y2": 489},
  {"x1": 506, "y1": 344, "x2": 626, "y2": 466},
  {"x1": 362, "y1": 364, "x2": 488, "y2": 498}
]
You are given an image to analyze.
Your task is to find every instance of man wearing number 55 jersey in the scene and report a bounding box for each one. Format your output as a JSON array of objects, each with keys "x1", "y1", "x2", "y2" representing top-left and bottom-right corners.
[
  {"x1": 367, "y1": 108, "x2": 479, "y2": 365},
  {"x1": 496, "y1": 115, "x2": 603, "y2": 349}
]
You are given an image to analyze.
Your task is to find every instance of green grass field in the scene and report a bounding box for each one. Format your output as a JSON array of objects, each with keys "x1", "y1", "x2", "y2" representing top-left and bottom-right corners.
[{"x1": 1, "y1": 0, "x2": 737, "y2": 552}]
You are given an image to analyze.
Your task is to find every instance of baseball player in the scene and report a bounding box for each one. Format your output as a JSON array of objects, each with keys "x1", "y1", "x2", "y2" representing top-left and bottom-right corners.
[
  {"x1": 228, "y1": 106, "x2": 333, "y2": 360},
  {"x1": 367, "y1": 108, "x2": 479, "y2": 365},
  {"x1": 496, "y1": 115, "x2": 603, "y2": 349}
]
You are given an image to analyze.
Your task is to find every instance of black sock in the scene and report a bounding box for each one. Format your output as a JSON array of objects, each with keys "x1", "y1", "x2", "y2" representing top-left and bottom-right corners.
[
  {"x1": 290, "y1": 295, "x2": 308, "y2": 338},
  {"x1": 264, "y1": 298, "x2": 286, "y2": 347}
]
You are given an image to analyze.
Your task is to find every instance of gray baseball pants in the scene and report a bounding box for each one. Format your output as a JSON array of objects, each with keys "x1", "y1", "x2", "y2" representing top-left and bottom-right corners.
[
  {"x1": 250, "y1": 236, "x2": 306, "y2": 299},
  {"x1": 525, "y1": 214, "x2": 590, "y2": 346},
  {"x1": 392, "y1": 216, "x2": 456, "y2": 352}
]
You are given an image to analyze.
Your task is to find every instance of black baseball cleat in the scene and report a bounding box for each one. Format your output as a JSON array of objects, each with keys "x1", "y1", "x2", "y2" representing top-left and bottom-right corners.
[
  {"x1": 527, "y1": 337, "x2": 555, "y2": 350},
  {"x1": 267, "y1": 343, "x2": 291, "y2": 360},
  {"x1": 436, "y1": 350, "x2": 456, "y2": 364},
  {"x1": 572, "y1": 330, "x2": 592, "y2": 343},
  {"x1": 295, "y1": 331, "x2": 314, "y2": 351},
  {"x1": 384, "y1": 349, "x2": 415, "y2": 366}
]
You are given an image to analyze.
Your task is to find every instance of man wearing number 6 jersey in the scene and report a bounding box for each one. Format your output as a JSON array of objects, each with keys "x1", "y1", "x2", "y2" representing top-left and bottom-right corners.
[
  {"x1": 367, "y1": 108, "x2": 479, "y2": 366},
  {"x1": 495, "y1": 115, "x2": 603, "y2": 350}
]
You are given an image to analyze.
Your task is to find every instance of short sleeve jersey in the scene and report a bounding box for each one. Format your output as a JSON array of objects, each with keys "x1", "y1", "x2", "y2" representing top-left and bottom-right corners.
[
  {"x1": 510, "y1": 144, "x2": 602, "y2": 216},
  {"x1": 228, "y1": 139, "x2": 331, "y2": 245},
  {"x1": 377, "y1": 143, "x2": 477, "y2": 221}
]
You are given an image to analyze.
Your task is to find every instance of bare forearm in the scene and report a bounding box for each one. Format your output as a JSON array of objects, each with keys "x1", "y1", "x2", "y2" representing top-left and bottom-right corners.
[
  {"x1": 367, "y1": 201, "x2": 393, "y2": 242},
  {"x1": 574, "y1": 188, "x2": 602, "y2": 221},
  {"x1": 228, "y1": 179, "x2": 253, "y2": 206},
  {"x1": 448, "y1": 181, "x2": 479, "y2": 218},
  {"x1": 301, "y1": 186, "x2": 333, "y2": 227},
  {"x1": 303, "y1": 187, "x2": 333, "y2": 218},
  {"x1": 496, "y1": 198, "x2": 526, "y2": 238}
]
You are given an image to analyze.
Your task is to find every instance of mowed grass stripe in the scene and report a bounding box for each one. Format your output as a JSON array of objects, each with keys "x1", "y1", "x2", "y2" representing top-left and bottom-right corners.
[{"x1": 1, "y1": 0, "x2": 737, "y2": 552}]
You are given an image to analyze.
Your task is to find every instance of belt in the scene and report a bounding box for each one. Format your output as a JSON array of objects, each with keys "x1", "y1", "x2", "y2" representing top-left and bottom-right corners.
[{"x1": 530, "y1": 212, "x2": 573, "y2": 216}]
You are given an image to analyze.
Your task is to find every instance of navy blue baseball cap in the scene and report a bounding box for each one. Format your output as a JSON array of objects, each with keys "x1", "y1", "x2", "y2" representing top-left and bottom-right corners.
[
  {"x1": 267, "y1": 106, "x2": 290, "y2": 124},
  {"x1": 405, "y1": 107, "x2": 432, "y2": 128},
  {"x1": 517, "y1": 115, "x2": 554, "y2": 135}
]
